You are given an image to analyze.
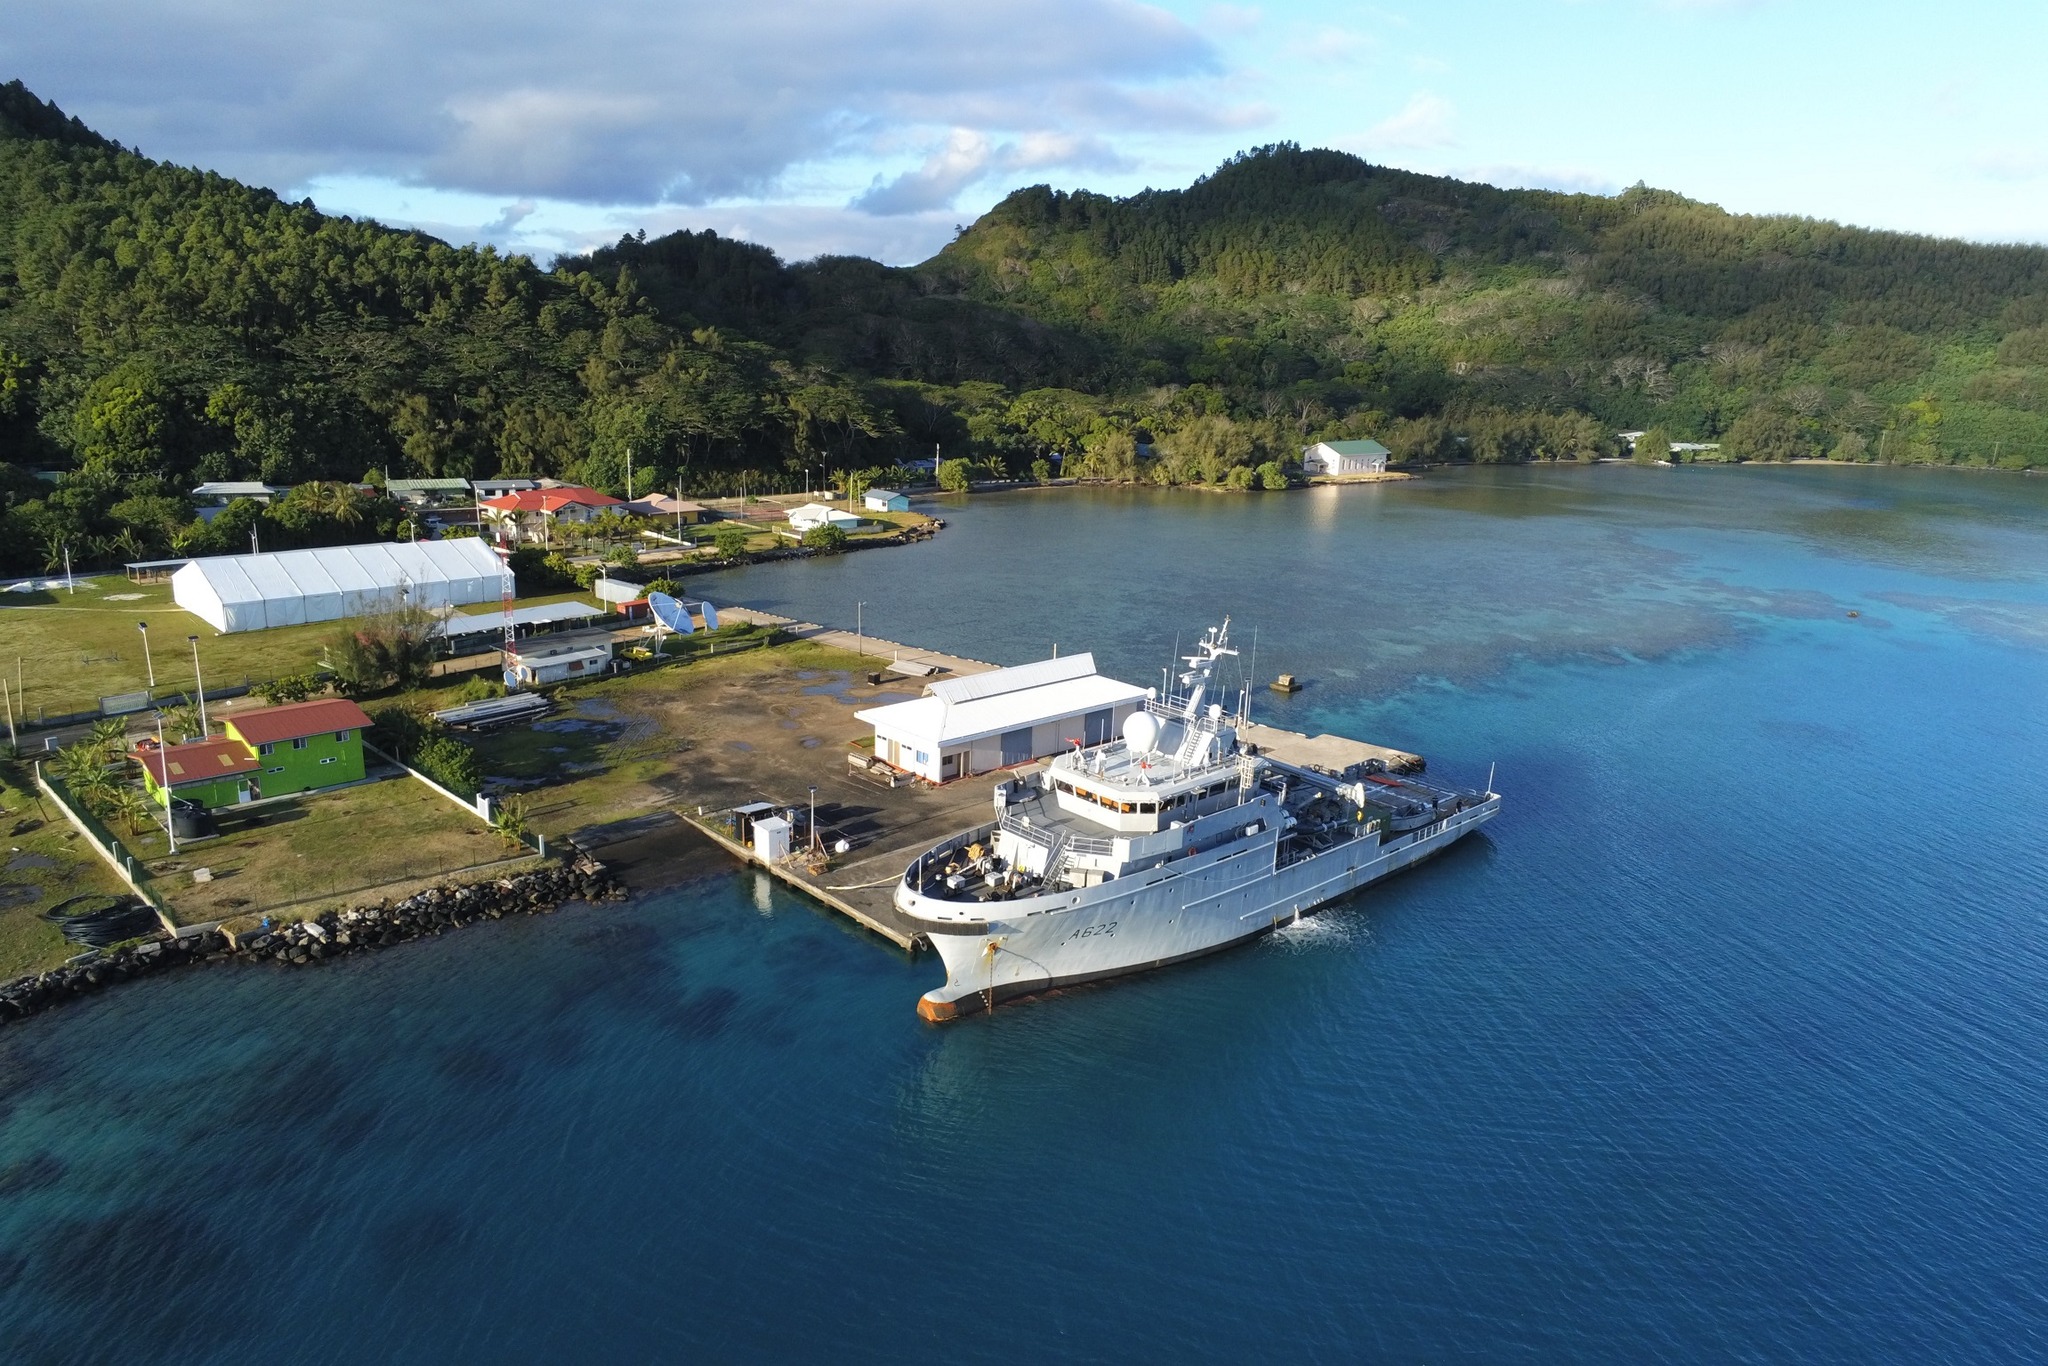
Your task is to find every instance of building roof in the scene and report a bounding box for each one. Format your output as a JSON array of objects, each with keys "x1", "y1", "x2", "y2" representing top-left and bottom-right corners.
[
  {"x1": 625, "y1": 494, "x2": 708, "y2": 516},
  {"x1": 479, "y1": 486, "x2": 624, "y2": 514},
  {"x1": 865, "y1": 488, "x2": 905, "y2": 501},
  {"x1": 787, "y1": 503, "x2": 861, "y2": 526},
  {"x1": 192, "y1": 481, "x2": 283, "y2": 498},
  {"x1": 1308, "y1": 439, "x2": 1391, "y2": 457},
  {"x1": 856, "y1": 672, "x2": 1147, "y2": 748},
  {"x1": 927, "y1": 653, "x2": 1098, "y2": 704},
  {"x1": 470, "y1": 478, "x2": 538, "y2": 492},
  {"x1": 433, "y1": 601, "x2": 607, "y2": 637},
  {"x1": 171, "y1": 539, "x2": 507, "y2": 622},
  {"x1": 386, "y1": 478, "x2": 471, "y2": 493},
  {"x1": 134, "y1": 737, "x2": 260, "y2": 787},
  {"x1": 225, "y1": 698, "x2": 374, "y2": 745}
]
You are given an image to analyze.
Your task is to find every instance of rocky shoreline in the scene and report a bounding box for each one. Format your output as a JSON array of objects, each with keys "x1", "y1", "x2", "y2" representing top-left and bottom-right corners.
[{"x1": 0, "y1": 859, "x2": 626, "y2": 1030}]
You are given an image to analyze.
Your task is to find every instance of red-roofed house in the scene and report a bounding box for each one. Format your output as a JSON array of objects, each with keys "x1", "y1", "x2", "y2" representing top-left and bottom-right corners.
[
  {"x1": 221, "y1": 698, "x2": 375, "y2": 798},
  {"x1": 478, "y1": 485, "x2": 624, "y2": 544},
  {"x1": 133, "y1": 737, "x2": 263, "y2": 810}
]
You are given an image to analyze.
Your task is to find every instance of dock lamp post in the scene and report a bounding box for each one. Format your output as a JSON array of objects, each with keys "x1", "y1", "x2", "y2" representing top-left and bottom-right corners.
[
  {"x1": 187, "y1": 635, "x2": 208, "y2": 736},
  {"x1": 808, "y1": 785, "x2": 819, "y2": 855},
  {"x1": 856, "y1": 601, "x2": 866, "y2": 656},
  {"x1": 137, "y1": 622, "x2": 155, "y2": 691}
]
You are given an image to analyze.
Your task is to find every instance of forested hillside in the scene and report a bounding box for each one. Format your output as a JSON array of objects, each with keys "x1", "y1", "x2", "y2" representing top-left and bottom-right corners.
[
  {"x1": 5, "y1": 81, "x2": 2048, "y2": 576},
  {"x1": 0, "y1": 82, "x2": 905, "y2": 574}
]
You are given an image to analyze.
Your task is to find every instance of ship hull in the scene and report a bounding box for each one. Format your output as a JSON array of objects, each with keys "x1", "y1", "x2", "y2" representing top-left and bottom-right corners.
[{"x1": 911, "y1": 794, "x2": 1500, "y2": 1020}]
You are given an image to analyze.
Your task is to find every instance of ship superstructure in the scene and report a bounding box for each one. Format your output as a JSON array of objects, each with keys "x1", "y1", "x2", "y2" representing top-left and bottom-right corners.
[{"x1": 897, "y1": 621, "x2": 1500, "y2": 1019}]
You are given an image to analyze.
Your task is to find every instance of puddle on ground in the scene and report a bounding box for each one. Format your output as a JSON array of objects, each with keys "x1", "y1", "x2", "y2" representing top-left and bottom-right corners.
[
  {"x1": 793, "y1": 670, "x2": 822, "y2": 681},
  {"x1": 799, "y1": 737, "x2": 823, "y2": 749},
  {"x1": 5, "y1": 853, "x2": 56, "y2": 871},
  {"x1": 573, "y1": 699, "x2": 623, "y2": 719},
  {"x1": 726, "y1": 740, "x2": 754, "y2": 752},
  {"x1": 0, "y1": 884, "x2": 39, "y2": 908}
]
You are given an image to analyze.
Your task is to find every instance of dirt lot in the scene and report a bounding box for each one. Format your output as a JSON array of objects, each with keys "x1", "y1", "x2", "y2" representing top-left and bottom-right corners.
[{"x1": 470, "y1": 639, "x2": 998, "y2": 908}]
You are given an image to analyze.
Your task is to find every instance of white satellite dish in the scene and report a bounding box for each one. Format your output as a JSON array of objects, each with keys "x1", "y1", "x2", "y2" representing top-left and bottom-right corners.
[
  {"x1": 647, "y1": 591, "x2": 695, "y2": 635},
  {"x1": 700, "y1": 600, "x2": 719, "y2": 630}
]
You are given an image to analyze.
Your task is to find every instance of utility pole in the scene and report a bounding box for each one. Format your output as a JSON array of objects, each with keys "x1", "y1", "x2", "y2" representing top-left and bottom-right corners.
[
  {"x1": 187, "y1": 635, "x2": 208, "y2": 735},
  {"x1": 63, "y1": 544, "x2": 73, "y2": 593},
  {"x1": 626, "y1": 445, "x2": 634, "y2": 502},
  {"x1": 2, "y1": 678, "x2": 16, "y2": 754},
  {"x1": 856, "y1": 601, "x2": 866, "y2": 656},
  {"x1": 137, "y1": 622, "x2": 155, "y2": 690}
]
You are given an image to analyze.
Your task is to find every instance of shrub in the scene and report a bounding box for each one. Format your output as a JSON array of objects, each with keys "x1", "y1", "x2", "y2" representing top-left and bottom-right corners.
[
  {"x1": 414, "y1": 732, "x2": 482, "y2": 797},
  {"x1": 603, "y1": 543, "x2": 639, "y2": 569},
  {"x1": 801, "y1": 524, "x2": 849, "y2": 553},
  {"x1": 251, "y1": 671, "x2": 323, "y2": 705},
  {"x1": 1256, "y1": 461, "x2": 1290, "y2": 490},
  {"x1": 1224, "y1": 464, "x2": 1257, "y2": 490},
  {"x1": 454, "y1": 675, "x2": 505, "y2": 703},
  {"x1": 712, "y1": 523, "x2": 751, "y2": 560},
  {"x1": 937, "y1": 458, "x2": 973, "y2": 492},
  {"x1": 1633, "y1": 425, "x2": 1672, "y2": 465},
  {"x1": 643, "y1": 577, "x2": 680, "y2": 598},
  {"x1": 1029, "y1": 458, "x2": 1052, "y2": 482}
]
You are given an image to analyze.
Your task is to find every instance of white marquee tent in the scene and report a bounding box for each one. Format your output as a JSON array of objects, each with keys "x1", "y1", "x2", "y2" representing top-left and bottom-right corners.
[{"x1": 172, "y1": 539, "x2": 508, "y2": 633}]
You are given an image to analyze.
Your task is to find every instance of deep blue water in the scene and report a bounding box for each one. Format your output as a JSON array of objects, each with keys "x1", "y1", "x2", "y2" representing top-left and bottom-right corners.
[{"x1": 5, "y1": 466, "x2": 2047, "y2": 1363}]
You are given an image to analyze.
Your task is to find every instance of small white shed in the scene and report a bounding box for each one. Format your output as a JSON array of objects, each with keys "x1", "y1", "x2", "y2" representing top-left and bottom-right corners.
[{"x1": 1300, "y1": 440, "x2": 1391, "y2": 476}]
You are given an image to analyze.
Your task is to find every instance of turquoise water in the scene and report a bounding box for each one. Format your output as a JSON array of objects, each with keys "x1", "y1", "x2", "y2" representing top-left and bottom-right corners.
[{"x1": 5, "y1": 467, "x2": 2047, "y2": 1362}]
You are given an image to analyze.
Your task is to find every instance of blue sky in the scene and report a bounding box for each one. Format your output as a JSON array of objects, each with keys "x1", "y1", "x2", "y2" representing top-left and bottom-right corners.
[{"x1": 6, "y1": 1, "x2": 2045, "y2": 265}]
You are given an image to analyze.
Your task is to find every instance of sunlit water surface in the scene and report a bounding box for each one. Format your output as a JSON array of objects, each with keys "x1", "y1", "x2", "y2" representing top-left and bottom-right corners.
[{"x1": 4, "y1": 466, "x2": 2046, "y2": 1362}]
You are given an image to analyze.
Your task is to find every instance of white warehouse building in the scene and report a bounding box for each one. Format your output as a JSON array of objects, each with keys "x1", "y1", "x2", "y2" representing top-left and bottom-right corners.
[
  {"x1": 172, "y1": 539, "x2": 508, "y2": 633},
  {"x1": 855, "y1": 654, "x2": 1149, "y2": 784}
]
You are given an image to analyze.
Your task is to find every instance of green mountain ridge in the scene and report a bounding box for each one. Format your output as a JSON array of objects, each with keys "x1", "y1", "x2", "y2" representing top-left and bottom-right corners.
[{"x1": 4, "y1": 80, "x2": 2047, "y2": 574}]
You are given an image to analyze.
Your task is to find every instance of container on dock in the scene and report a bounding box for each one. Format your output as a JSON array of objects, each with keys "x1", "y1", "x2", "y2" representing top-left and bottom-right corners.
[{"x1": 752, "y1": 815, "x2": 791, "y2": 863}]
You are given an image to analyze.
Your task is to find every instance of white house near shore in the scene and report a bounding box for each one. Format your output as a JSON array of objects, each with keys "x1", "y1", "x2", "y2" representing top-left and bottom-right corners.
[
  {"x1": 1300, "y1": 439, "x2": 1391, "y2": 476},
  {"x1": 787, "y1": 503, "x2": 862, "y2": 533},
  {"x1": 855, "y1": 654, "x2": 1149, "y2": 784}
]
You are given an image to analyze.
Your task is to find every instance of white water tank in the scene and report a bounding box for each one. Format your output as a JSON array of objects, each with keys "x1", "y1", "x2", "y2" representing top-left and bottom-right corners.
[{"x1": 752, "y1": 815, "x2": 791, "y2": 863}]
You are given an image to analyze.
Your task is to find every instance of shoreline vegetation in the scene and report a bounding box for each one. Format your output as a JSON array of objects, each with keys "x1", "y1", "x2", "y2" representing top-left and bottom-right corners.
[{"x1": 6, "y1": 84, "x2": 2048, "y2": 581}]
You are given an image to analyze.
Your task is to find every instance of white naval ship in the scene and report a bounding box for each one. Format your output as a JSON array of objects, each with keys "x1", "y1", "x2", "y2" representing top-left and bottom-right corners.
[{"x1": 897, "y1": 621, "x2": 1500, "y2": 1020}]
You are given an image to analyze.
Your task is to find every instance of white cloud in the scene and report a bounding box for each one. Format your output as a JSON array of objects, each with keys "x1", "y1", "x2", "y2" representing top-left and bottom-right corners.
[
  {"x1": 1360, "y1": 93, "x2": 1457, "y2": 151},
  {"x1": 4, "y1": 0, "x2": 1237, "y2": 204},
  {"x1": 852, "y1": 128, "x2": 1134, "y2": 215},
  {"x1": 1454, "y1": 164, "x2": 1621, "y2": 196}
]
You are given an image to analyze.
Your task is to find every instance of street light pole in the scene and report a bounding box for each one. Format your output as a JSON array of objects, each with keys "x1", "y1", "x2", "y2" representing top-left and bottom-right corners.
[
  {"x1": 808, "y1": 785, "x2": 818, "y2": 855},
  {"x1": 187, "y1": 635, "x2": 208, "y2": 736},
  {"x1": 856, "y1": 601, "x2": 866, "y2": 656},
  {"x1": 137, "y1": 622, "x2": 155, "y2": 690}
]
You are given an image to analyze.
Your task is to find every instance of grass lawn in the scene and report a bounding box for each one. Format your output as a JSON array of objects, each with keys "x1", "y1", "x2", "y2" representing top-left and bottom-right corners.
[
  {"x1": 0, "y1": 761, "x2": 132, "y2": 978},
  {"x1": 0, "y1": 577, "x2": 607, "y2": 721},
  {"x1": 131, "y1": 778, "x2": 518, "y2": 923}
]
